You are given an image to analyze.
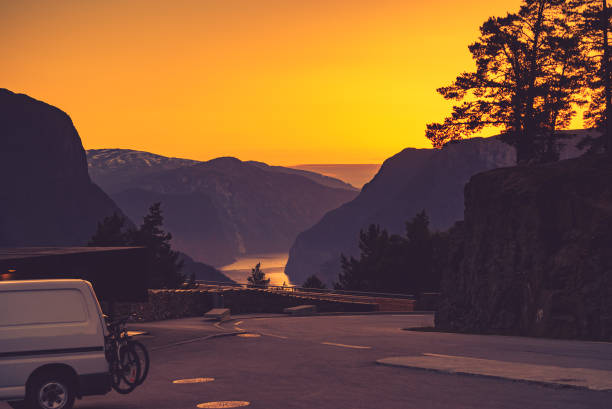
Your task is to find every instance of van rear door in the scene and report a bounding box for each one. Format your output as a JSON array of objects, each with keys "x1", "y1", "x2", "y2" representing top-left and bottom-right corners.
[{"x1": 0, "y1": 281, "x2": 108, "y2": 400}]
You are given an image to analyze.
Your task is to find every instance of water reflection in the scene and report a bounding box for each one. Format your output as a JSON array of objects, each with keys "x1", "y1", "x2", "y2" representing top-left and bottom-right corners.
[{"x1": 219, "y1": 253, "x2": 291, "y2": 286}]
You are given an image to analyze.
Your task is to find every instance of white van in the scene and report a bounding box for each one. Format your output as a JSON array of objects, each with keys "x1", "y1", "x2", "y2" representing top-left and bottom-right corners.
[{"x1": 0, "y1": 279, "x2": 110, "y2": 409}]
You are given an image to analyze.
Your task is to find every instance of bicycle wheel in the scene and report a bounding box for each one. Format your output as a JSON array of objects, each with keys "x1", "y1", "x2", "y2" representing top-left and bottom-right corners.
[
  {"x1": 129, "y1": 340, "x2": 150, "y2": 385},
  {"x1": 111, "y1": 347, "x2": 141, "y2": 394}
]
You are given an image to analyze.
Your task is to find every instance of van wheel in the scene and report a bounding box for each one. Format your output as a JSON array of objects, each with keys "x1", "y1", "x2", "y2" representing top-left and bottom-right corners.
[{"x1": 27, "y1": 374, "x2": 75, "y2": 409}]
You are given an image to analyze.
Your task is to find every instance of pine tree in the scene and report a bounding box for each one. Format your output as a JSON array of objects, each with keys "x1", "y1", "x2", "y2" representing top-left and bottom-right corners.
[
  {"x1": 426, "y1": 0, "x2": 584, "y2": 163},
  {"x1": 302, "y1": 274, "x2": 327, "y2": 290},
  {"x1": 130, "y1": 203, "x2": 184, "y2": 289},
  {"x1": 335, "y1": 212, "x2": 447, "y2": 295},
  {"x1": 570, "y1": 0, "x2": 612, "y2": 153},
  {"x1": 403, "y1": 211, "x2": 439, "y2": 295},
  {"x1": 88, "y1": 212, "x2": 129, "y2": 246},
  {"x1": 247, "y1": 263, "x2": 270, "y2": 288},
  {"x1": 336, "y1": 224, "x2": 405, "y2": 292}
]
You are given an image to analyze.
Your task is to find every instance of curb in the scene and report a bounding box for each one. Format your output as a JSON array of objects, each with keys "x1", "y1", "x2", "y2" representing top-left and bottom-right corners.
[
  {"x1": 232, "y1": 311, "x2": 435, "y2": 320},
  {"x1": 315, "y1": 311, "x2": 434, "y2": 317},
  {"x1": 375, "y1": 359, "x2": 597, "y2": 392}
]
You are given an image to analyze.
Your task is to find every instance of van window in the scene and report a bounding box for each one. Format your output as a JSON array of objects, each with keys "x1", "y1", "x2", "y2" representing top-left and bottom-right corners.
[{"x1": 0, "y1": 289, "x2": 88, "y2": 326}]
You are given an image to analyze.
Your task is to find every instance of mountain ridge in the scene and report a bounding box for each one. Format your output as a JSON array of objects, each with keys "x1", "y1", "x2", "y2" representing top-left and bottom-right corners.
[
  {"x1": 87, "y1": 149, "x2": 359, "y2": 267},
  {"x1": 88, "y1": 149, "x2": 357, "y2": 194},
  {"x1": 291, "y1": 164, "x2": 381, "y2": 189}
]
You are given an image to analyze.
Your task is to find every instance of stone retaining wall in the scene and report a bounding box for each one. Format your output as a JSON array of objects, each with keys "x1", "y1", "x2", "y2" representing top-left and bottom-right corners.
[
  {"x1": 110, "y1": 289, "x2": 214, "y2": 321},
  {"x1": 110, "y1": 287, "x2": 377, "y2": 321}
]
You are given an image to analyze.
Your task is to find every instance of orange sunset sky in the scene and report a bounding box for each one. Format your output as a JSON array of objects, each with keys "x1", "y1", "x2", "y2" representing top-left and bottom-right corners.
[{"x1": 2, "y1": 0, "x2": 528, "y2": 165}]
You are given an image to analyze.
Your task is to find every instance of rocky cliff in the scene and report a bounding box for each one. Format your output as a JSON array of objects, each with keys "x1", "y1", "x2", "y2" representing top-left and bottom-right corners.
[
  {"x1": 436, "y1": 155, "x2": 612, "y2": 340},
  {"x1": 0, "y1": 89, "x2": 123, "y2": 246},
  {"x1": 285, "y1": 132, "x2": 590, "y2": 286},
  {"x1": 285, "y1": 137, "x2": 517, "y2": 285},
  {"x1": 87, "y1": 150, "x2": 359, "y2": 267}
]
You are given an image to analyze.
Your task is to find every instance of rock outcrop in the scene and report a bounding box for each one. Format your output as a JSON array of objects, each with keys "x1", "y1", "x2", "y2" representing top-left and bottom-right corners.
[
  {"x1": 87, "y1": 150, "x2": 359, "y2": 266},
  {"x1": 0, "y1": 89, "x2": 123, "y2": 246},
  {"x1": 436, "y1": 155, "x2": 612, "y2": 340}
]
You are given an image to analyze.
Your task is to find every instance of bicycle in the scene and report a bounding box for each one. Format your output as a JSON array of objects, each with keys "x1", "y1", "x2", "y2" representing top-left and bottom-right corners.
[{"x1": 104, "y1": 317, "x2": 150, "y2": 394}]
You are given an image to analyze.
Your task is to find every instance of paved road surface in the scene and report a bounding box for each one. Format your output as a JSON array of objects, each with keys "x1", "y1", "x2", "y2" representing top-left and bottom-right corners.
[{"x1": 3, "y1": 314, "x2": 611, "y2": 409}]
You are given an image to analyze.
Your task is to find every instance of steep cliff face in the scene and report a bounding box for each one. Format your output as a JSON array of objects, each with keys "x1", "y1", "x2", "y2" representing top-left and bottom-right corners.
[
  {"x1": 436, "y1": 155, "x2": 612, "y2": 340},
  {"x1": 0, "y1": 89, "x2": 122, "y2": 246},
  {"x1": 87, "y1": 151, "x2": 358, "y2": 267},
  {"x1": 285, "y1": 137, "x2": 517, "y2": 285}
]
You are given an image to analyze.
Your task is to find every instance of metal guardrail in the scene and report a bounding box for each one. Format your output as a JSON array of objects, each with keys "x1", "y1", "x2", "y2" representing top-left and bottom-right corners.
[{"x1": 194, "y1": 279, "x2": 415, "y2": 300}]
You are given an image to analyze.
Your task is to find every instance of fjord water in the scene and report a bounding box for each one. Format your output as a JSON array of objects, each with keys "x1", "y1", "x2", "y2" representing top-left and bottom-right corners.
[{"x1": 219, "y1": 253, "x2": 291, "y2": 286}]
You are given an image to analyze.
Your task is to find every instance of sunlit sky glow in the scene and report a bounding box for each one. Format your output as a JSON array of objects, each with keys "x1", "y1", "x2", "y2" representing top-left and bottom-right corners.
[{"x1": 2, "y1": 0, "x2": 536, "y2": 165}]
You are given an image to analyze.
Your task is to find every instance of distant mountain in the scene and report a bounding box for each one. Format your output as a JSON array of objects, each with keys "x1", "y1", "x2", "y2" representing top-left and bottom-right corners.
[
  {"x1": 285, "y1": 132, "x2": 592, "y2": 286},
  {"x1": 87, "y1": 150, "x2": 359, "y2": 266},
  {"x1": 290, "y1": 164, "x2": 382, "y2": 189},
  {"x1": 246, "y1": 161, "x2": 357, "y2": 191},
  {"x1": 0, "y1": 89, "x2": 123, "y2": 246},
  {"x1": 87, "y1": 149, "x2": 199, "y2": 194},
  {"x1": 179, "y1": 252, "x2": 234, "y2": 283}
]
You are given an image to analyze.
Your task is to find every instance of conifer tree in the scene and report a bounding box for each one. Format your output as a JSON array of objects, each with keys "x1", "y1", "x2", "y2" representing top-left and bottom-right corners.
[
  {"x1": 427, "y1": 0, "x2": 584, "y2": 163},
  {"x1": 89, "y1": 203, "x2": 185, "y2": 288},
  {"x1": 335, "y1": 212, "x2": 447, "y2": 295},
  {"x1": 88, "y1": 212, "x2": 129, "y2": 247},
  {"x1": 302, "y1": 274, "x2": 327, "y2": 290},
  {"x1": 247, "y1": 262, "x2": 270, "y2": 288},
  {"x1": 130, "y1": 202, "x2": 184, "y2": 289},
  {"x1": 336, "y1": 224, "x2": 405, "y2": 292},
  {"x1": 570, "y1": 0, "x2": 612, "y2": 153},
  {"x1": 403, "y1": 211, "x2": 440, "y2": 294}
]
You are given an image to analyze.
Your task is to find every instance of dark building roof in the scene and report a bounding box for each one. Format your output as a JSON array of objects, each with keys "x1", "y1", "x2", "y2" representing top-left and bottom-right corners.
[
  {"x1": 0, "y1": 247, "x2": 148, "y2": 302},
  {"x1": 0, "y1": 246, "x2": 143, "y2": 261}
]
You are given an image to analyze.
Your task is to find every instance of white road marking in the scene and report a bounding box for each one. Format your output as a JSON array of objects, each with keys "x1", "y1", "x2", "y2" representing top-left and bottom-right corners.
[
  {"x1": 321, "y1": 342, "x2": 372, "y2": 350},
  {"x1": 172, "y1": 377, "x2": 215, "y2": 384},
  {"x1": 127, "y1": 330, "x2": 148, "y2": 336},
  {"x1": 260, "y1": 332, "x2": 288, "y2": 339},
  {"x1": 197, "y1": 401, "x2": 250, "y2": 408},
  {"x1": 237, "y1": 333, "x2": 261, "y2": 338}
]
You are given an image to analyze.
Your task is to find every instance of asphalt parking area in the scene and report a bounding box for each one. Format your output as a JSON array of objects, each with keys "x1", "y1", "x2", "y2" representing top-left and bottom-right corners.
[{"x1": 3, "y1": 314, "x2": 611, "y2": 409}]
